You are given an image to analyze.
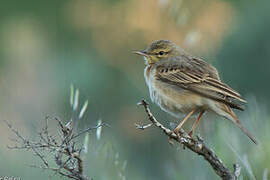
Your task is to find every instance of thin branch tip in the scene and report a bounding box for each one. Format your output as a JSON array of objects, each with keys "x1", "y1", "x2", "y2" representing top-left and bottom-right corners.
[
  {"x1": 135, "y1": 123, "x2": 153, "y2": 130},
  {"x1": 137, "y1": 99, "x2": 149, "y2": 106}
]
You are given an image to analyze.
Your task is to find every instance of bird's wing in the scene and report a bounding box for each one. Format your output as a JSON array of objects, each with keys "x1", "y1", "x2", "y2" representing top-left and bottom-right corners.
[{"x1": 155, "y1": 57, "x2": 247, "y2": 110}]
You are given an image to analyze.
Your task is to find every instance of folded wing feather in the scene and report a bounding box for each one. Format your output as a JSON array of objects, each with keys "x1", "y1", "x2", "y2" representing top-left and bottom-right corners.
[{"x1": 155, "y1": 59, "x2": 246, "y2": 111}]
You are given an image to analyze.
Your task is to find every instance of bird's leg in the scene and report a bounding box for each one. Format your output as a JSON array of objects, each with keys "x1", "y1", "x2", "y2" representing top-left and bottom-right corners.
[
  {"x1": 173, "y1": 109, "x2": 196, "y2": 136},
  {"x1": 188, "y1": 110, "x2": 205, "y2": 137},
  {"x1": 169, "y1": 110, "x2": 196, "y2": 145}
]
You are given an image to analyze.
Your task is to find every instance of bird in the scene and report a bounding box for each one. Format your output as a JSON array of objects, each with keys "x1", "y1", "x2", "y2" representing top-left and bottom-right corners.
[{"x1": 133, "y1": 39, "x2": 257, "y2": 144}]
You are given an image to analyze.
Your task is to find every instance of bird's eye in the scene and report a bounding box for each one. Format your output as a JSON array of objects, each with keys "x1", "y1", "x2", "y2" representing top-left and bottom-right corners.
[{"x1": 159, "y1": 51, "x2": 165, "y2": 56}]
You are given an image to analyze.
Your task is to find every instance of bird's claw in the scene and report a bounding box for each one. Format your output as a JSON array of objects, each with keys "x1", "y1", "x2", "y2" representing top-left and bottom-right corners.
[
  {"x1": 173, "y1": 128, "x2": 181, "y2": 137},
  {"x1": 168, "y1": 129, "x2": 183, "y2": 146}
]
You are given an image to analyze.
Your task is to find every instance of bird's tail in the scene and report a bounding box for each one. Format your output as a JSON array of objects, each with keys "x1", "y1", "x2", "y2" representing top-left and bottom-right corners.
[
  {"x1": 233, "y1": 119, "x2": 258, "y2": 144},
  {"x1": 222, "y1": 104, "x2": 258, "y2": 144}
]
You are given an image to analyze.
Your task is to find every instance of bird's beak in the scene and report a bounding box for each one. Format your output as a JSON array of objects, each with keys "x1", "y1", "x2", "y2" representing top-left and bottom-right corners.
[{"x1": 133, "y1": 50, "x2": 148, "y2": 57}]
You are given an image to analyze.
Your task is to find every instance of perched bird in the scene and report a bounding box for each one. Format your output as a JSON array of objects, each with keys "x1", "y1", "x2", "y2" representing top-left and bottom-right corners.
[{"x1": 134, "y1": 40, "x2": 257, "y2": 144}]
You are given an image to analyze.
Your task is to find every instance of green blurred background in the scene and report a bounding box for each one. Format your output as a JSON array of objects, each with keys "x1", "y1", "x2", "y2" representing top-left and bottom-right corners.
[{"x1": 0, "y1": 0, "x2": 269, "y2": 179}]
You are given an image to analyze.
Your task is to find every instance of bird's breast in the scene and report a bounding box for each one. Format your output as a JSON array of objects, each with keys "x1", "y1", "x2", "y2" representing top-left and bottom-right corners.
[{"x1": 144, "y1": 66, "x2": 204, "y2": 117}]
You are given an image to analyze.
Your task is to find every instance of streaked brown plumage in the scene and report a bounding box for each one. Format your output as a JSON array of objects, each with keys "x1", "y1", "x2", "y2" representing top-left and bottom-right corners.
[{"x1": 134, "y1": 40, "x2": 257, "y2": 144}]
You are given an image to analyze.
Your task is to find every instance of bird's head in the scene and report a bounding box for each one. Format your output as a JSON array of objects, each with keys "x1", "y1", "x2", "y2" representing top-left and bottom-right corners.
[{"x1": 133, "y1": 40, "x2": 182, "y2": 65}]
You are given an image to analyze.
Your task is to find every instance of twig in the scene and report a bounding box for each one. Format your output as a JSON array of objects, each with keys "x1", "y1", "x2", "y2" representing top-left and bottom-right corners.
[
  {"x1": 137, "y1": 99, "x2": 239, "y2": 180},
  {"x1": 135, "y1": 123, "x2": 153, "y2": 130},
  {"x1": 71, "y1": 122, "x2": 109, "y2": 140},
  {"x1": 4, "y1": 117, "x2": 107, "y2": 180}
]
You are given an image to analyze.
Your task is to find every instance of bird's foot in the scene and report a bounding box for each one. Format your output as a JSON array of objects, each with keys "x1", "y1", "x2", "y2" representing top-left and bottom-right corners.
[
  {"x1": 173, "y1": 128, "x2": 181, "y2": 139},
  {"x1": 168, "y1": 129, "x2": 180, "y2": 146},
  {"x1": 173, "y1": 128, "x2": 181, "y2": 136}
]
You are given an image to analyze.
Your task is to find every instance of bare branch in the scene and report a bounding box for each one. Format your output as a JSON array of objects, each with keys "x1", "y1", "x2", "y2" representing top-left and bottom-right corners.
[
  {"x1": 5, "y1": 117, "x2": 107, "y2": 180},
  {"x1": 71, "y1": 122, "x2": 109, "y2": 140},
  {"x1": 137, "y1": 99, "x2": 239, "y2": 180}
]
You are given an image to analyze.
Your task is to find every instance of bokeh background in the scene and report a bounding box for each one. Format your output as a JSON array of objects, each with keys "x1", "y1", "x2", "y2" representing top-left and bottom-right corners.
[{"x1": 0, "y1": 0, "x2": 269, "y2": 179}]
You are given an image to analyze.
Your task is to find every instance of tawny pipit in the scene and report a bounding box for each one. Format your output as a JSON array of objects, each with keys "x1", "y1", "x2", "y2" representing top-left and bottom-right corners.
[{"x1": 134, "y1": 40, "x2": 257, "y2": 144}]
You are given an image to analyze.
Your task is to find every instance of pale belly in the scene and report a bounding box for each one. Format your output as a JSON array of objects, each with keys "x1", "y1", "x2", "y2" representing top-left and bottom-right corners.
[
  {"x1": 144, "y1": 66, "x2": 206, "y2": 117},
  {"x1": 150, "y1": 81, "x2": 206, "y2": 117}
]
